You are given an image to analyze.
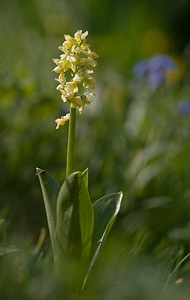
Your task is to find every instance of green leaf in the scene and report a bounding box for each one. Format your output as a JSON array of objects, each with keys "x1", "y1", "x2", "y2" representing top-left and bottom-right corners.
[
  {"x1": 91, "y1": 192, "x2": 123, "y2": 253},
  {"x1": 55, "y1": 171, "x2": 94, "y2": 263},
  {"x1": 82, "y1": 168, "x2": 88, "y2": 188},
  {"x1": 82, "y1": 192, "x2": 123, "y2": 289},
  {"x1": 36, "y1": 167, "x2": 60, "y2": 256},
  {"x1": 0, "y1": 244, "x2": 19, "y2": 256}
]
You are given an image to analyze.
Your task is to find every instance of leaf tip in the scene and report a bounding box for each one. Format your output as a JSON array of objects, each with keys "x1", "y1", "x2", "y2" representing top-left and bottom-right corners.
[
  {"x1": 119, "y1": 191, "x2": 123, "y2": 198},
  {"x1": 83, "y1": 167, "x2": 88, "y2": 173},
  {"x1": 36, "y1": 167, "x2": 46, "y2": 176}
]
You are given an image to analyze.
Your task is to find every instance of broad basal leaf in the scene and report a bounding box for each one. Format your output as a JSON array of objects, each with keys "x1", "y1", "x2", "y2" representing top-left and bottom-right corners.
[
  {"x1": 36, "y1": 167, "x2": 60, "y2": 255},
  {"x1": 91, "y1": 192, "x2": 123, "y2": 255},
  {"x1": 55, "y1": 171, "x2": 94, "y2": 263},
  {"x1": 82, "y1": 192, "x2": 123, "y2": 289}
]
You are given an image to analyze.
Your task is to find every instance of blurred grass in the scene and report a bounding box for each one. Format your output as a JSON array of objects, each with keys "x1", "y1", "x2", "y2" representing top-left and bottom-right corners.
[{"x1": 1, "y1": 0, "x2": 190, "y2": 298}]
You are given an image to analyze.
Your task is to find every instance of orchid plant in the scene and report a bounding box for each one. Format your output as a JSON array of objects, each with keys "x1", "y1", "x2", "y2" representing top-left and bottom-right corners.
[{"x1": 36, "y1": 30, "x2": 123, "y2": 291}]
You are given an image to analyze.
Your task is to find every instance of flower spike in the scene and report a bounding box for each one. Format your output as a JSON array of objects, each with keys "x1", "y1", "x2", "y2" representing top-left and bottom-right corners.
[{"x1": 53, "y1": 30, "x2": 98, "y2": 128}]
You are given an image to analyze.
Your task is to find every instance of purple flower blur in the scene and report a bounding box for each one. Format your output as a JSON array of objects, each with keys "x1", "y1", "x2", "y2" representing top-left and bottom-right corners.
[
  {"x1": 177, "y1": 99, "x2": 190, "y2": 115},
  {"x1": 132, "y1": 54, "x2": 177, "y2": 87}
]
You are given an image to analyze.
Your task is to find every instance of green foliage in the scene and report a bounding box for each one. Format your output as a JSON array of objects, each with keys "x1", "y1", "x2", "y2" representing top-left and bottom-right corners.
[
  {"x1": 91, "y1": 192, "x2": 123, "y2": 259},
  {"x1": 1, "y1": 0, "x2": 190, "y2": 298},
  {"x1": 55, "y1": 171, "x2": 94, "y2": 263},
  {"x1": 36, "y1": 168, "x2": 60, "y2": 258},
  {"x1": 37, "y1": 168, "x2": 123, "y2": 291},
  {"x1": 83, "y1": 192, "x2": 123, "y2": 289}
]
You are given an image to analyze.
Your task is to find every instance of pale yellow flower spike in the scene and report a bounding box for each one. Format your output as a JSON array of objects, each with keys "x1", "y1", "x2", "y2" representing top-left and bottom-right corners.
[
  {"x1": 53, "y1": 29, "x2": 98, "y2": 123},
  {"x1": 55, "y1": 113, "x2": 70, "y2": 129}
]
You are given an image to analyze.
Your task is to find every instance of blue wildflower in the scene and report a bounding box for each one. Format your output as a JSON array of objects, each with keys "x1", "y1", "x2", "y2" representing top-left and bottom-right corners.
[
  {"x1": 147, "y1": 69, "x2": 164, "y2": 86},
  {"x1": 132, "y1": 60, "x2": 149, "y2": 78},
  {"x1": 148, "y1": 54, "x2": 177, "y2": 71},
  {"x1": 177, "y1": 99, "x2": 190, "y2": 115},
  {"x1": 132, "y1": 54, "x2": 177, "y2": 87}
]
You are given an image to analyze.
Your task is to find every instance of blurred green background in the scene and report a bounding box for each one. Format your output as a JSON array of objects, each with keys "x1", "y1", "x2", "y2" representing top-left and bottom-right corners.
[{"x1": 1, "y1": 0, "x2": 190, "y2": 293}]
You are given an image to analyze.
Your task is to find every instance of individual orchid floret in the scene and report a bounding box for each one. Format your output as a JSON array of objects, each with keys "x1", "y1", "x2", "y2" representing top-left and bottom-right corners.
[
  {"x1": 55, "y1": 113, "x2": 70, "y2": 129},
  {"x1": 53, "y1": 30, "x2": 98, "y2": 128}
]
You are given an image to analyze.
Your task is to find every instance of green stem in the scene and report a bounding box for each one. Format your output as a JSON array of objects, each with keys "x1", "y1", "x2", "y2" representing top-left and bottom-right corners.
[
  {"x1": 66, "y1": 106, "x2": 76, "y2": 178},
  {"x1": 163, "y1": 252, "x2": 190, "y2": 292}
]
